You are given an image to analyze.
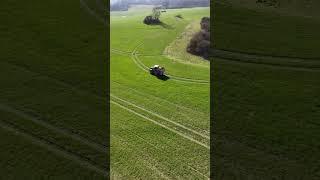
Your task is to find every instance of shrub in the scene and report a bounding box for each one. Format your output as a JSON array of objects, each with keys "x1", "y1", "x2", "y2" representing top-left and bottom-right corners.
[
  {"x1": 200, "y1": 17, "x2": 210, "y2": 32},
  {"x1": 143, "y1": 15, "x2": 161, "y2": 25},
  {"x1": 175, "y1": 14, "x2": 183, "y2": 19},
  {"x1": 187, "y1": 17, "x2": 211, "y2": 59}
]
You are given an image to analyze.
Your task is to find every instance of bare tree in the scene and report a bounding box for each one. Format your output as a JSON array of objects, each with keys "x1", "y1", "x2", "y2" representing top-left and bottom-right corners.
[{"x1": 152, "y1": 7, "x2": 162, "y2": 20}]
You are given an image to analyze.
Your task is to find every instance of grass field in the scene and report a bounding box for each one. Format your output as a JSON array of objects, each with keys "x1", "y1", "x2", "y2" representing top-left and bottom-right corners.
[
  {"x1": 110, "y1": 5, "x2": 210, "y2": 179},
  {"x1": 213, "y1": 1, "x2": 320, "y2": 179},
  {"x1": 214, "y1": 1, "x2": 320, "y2": 59},
  {"x1": 1, "y1": 0, "x2": 108, "y2": 178}
]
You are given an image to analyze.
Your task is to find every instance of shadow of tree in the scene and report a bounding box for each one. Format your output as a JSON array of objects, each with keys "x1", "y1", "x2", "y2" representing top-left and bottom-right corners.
[
  {"x1": 146, "y1": 22, "x2": 174, "y2": 29},
  {"x1": 159, "y1": 22, "x2": 174, "y2": 29}
]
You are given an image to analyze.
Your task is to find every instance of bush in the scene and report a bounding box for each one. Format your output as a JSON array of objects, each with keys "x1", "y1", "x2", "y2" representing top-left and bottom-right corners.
[
  {"x1": 200, "y1": 17, "x2": 210, "y2": 32},
  {"x1": 143, "y1": 16, "x2": 161, "y2": 25},
  {"x1": 187, "y1": 17, "x2": 211, "y2": 59},
  {"x1": 143, "y1": 7, "x2": 162, "y2": 25},
  {"x1": 175, "y1": 14, "x2": 183, "y2": 19}
]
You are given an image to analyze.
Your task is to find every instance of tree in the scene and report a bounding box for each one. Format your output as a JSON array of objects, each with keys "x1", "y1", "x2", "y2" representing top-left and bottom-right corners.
[
  {"x1": 152, "y1": 7, "x2": 162, "y2": 20},
  {"x1": 143, "y1": 7, "x2": 163, "y2": 25},
  {"x1": 187, "y1": 17, "x2": 211, "y2": 59}
]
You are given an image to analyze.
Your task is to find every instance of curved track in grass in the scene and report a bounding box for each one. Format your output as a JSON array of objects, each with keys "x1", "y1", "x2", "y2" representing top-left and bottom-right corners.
[
  {"x1": 0, "y1": 121, "x2": 109, "y2": 177},
  {"x1": 111, "y1": 47, "x2": 210, "y2": 84},
  {"x1": 131, "y1": 43, "x2": 210, "y2": 84},
  {"x1": 212, "y1": 48, "x2": 320, "y2": 71},
  {"x1": 81, "y1": 0, "x2": 319, "y2": 75},
  {"x1": 82, "y1": 3, "x2": 211, "y2": 178},
  {"x1": 81, "y1": 0, "x2": 210, "y2": 140},
  {"x1": 81, "y1": 0, "x2": 209, "y2": 84}
]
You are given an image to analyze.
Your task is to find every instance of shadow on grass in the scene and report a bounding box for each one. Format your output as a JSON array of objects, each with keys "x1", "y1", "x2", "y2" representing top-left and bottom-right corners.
[
  {"x1": 147, "y1": 22, "x2": 174, "y2": 29},
  {"x1": 155, "y1": 75, "x2": 170, "y2": 81},
  {"x1": 159, "y1": 22, "x2": 174, "y2": 29}
]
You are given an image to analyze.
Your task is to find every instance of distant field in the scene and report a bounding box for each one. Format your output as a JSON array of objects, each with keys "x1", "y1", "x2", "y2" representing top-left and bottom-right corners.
[
  {"x1": 214, "y1": 1, "x2": 320, "y2": 59},
  {"x1": 1, "y1": 0, "x2": 108, "y2": 178},
  {"x1": 111, "y1": 6, "x2": 210, "y2": 179},
  {"x1": 219, "y1": 0, "x2": 320, "y2": 17},
  {"x1": 213, "y1": 1, "x2": 320, "y2": 179}
]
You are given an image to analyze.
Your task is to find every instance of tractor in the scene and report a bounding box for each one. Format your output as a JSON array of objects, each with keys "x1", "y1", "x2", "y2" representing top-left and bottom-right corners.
[{"x1": 149, "y1": 65, "x2": 165, "y2": 77}]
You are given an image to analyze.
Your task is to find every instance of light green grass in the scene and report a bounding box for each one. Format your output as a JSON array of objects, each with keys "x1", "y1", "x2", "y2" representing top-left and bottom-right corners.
[
  {"x1": 164, "y1": 20, "x2": 210, "y2": 66},
  {"x1": 111, "y1": 6, "x2": 210, "y2": 179}
]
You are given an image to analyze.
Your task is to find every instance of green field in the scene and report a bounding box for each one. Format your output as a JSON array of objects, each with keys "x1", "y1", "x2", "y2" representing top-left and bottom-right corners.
[
  {"x1": 1, "y1": 0, "x2": 108, "y2": 178},
  {"x1": 213, "y1": 1, "x2": 320, "y2": 179},
  {"x1": 110, "y1": 5, "x2": 210, "y2": 179},
  {"x1": 214, "y1": 1, "x2": 320, "y2": 59}
]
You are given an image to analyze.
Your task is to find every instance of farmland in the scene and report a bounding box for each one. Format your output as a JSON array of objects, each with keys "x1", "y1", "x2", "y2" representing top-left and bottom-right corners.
[
  {"x1": 1, "y1": 0, "x2": 108, "y2": 178},
  {"x1": 110, "y1": 5, "x2": 210, "y2": 179},
  {"x1": 212, "y1": 0, "x2": 320, "y2": 179}
]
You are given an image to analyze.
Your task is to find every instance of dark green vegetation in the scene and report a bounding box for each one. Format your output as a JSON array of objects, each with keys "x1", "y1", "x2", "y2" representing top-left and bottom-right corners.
[
  {"x1": 1, "y1": 0, "x2": 108, "y2": 178},
  {"x1": 213, "y1": 1, "x2": 320, "y2": 179},
  {"x1": 214, "y1": 1, "x2": 320, "y2": 59},
  {"x1": 143, "y1": 7, "x2": 162, "y2": 25},
  {"x1": 187, "y1": 17, "x2": 210, "y2": 58},
  {"x1": 111, "y1": 6, "x2": 210, "y2": 179}
]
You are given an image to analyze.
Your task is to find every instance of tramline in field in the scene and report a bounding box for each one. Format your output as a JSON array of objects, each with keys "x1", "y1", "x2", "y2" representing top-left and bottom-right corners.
[{"x1": 109, "y1": 3, "x2": 210, "y2": 179}]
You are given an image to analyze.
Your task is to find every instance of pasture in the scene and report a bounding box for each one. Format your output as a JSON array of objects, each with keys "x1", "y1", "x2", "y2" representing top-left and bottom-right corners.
[
  {"x1": 213, "y1": 1, "x2": 320, "y2": 179},
  {"x1": 1, "y1": 0, "x2": 108, "y2": 178},
  {"x1": 110, "y1": 5, "x2": 210, "y2": 179}
]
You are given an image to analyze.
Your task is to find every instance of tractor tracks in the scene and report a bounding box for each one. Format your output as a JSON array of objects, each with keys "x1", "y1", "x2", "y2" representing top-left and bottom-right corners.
[
  {"x1": 80, "y1": 0, "x2": 107, "y2": 25},
  {"x1": 0, "y1": 3, "x2": 211, "y2": 178},
  {"x1": 0, "y1": 120, "x2": 108, "y2": 177},
  {"x1": 3, "y1": 61, "x2": 209, "y2": 148},
  {"x1": 0, "y1": 104, "x2": 107, "y2": 153},
  {"x1": 111, "y1": 95, "x2": 210, "y2": 177},
  {"x1": 111, "y1": 94, "x2": 209, "y2": 140},
  {"x1": 2, "y1": 61, "x2": 209, "y2": 169},
  {"x1": 111, "y1": 100, "x2": 209, "y2": 149},
  {"x1": 212, "y1": 48, "x2": 320, "y2": 71},
  {"x1": 80, "y1": 0, "x2": 210, "y2": 84},
  {"x1": 111, "y1": 81, "x2": 208, "y2": 118},
  {"x1": 111, "y1": 43, "x2": 210, "y2": 84},
  {"x1": 82, "y1": 0, "x2": 320, "y2": 72},
  {"x1": 113, "y1": 133, "x2": 209, "y2": 179},
  {"x1": 110, "y1": 93, "x2": 210, "y2": 147},
  {"x1": 131, "y1": 42, "x2": 210, "y2": 84}
]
